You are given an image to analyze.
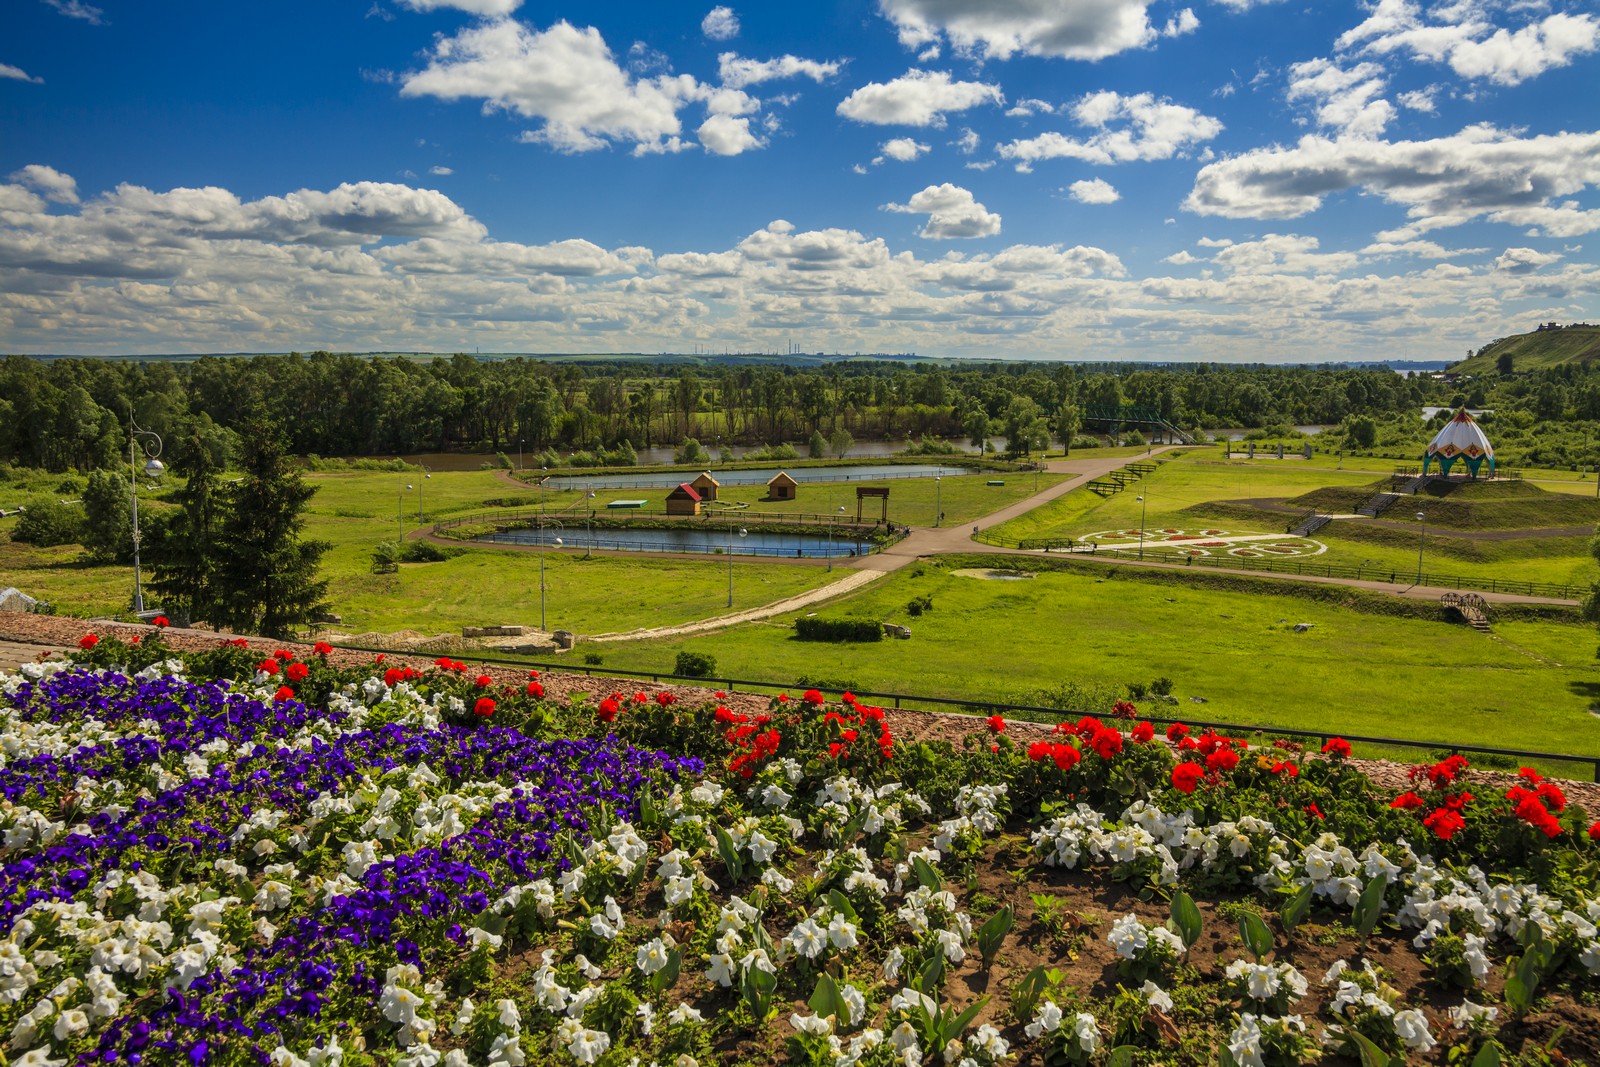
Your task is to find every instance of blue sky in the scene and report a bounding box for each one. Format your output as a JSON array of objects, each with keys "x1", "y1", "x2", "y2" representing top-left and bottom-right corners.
[{"x1": 2, "y1": 0, "x2": 1598, "y2": 361}]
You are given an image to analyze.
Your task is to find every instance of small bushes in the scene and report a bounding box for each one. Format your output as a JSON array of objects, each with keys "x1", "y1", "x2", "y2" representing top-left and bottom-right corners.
[
  {"x1": 674, "y1": 650, "x2": 717, "y2": 678},
  {"x1": 794, "y1": 616, "x2": 884, "y2": 642},
  {"x1": 905, "y1": 594, "x2": 934, "y2": 617},
  {"x1": 13, "y1": 500, "x2": 84, "y2": 547}
]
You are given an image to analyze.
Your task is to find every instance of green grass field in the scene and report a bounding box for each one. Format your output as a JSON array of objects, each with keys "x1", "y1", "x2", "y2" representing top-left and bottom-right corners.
[{"x1": 584, "y1": 559, "x2": 1600, "y2": 761}]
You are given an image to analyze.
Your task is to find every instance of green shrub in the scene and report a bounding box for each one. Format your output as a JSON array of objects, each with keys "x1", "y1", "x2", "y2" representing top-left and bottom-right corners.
[
  {"x1": 906, "y1": 595, "x2": 934, "y2": 617},
  {"x1": 583, "y1": 652, "x2": 604, "y2": 665},
  {"x1": 794, "y1": 616, "x2": 884, "y2": 642},
  {"x1": 675, "y1": 650, "x2": 717, "y2": 678},
  {"x1": 399, "y1": 541, "x2": 462, "y2": 563},
  {"x1": 13, "y1": 499, "x2": 84, "y2": 547}
]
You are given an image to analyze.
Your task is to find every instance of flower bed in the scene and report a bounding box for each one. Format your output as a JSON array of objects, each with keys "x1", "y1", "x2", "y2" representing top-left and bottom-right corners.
[{"x1": 1, "y1": 636, "x2": 1598, "y2": 1067}]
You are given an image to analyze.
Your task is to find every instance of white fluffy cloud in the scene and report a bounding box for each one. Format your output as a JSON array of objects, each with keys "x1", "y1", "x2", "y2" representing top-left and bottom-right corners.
[
  {"x1": 396, "y1": 0, "x2": 523, "y2": 14},
  {"x1": 9, "y1": 165, "x2": 79, "y2": 205},
  {"x1": 837, "y1": 69, "x2": 1003, "y2": 127},
  {"x1": 716, "y1": 52, "x2": 841, "y2": 89},
  {"x1": 1068, "y1": 178, "x2": 1120, "y2": 203},
  {"x1": 884, "y1": 182, "x2": 1002, "y2": 238},
  {"x1": 1494, "y1": 247, "x2": 1562, "y2": 273},
  {"x1": 879, "y1": 137, "x2": 931, "y2": 162},
  {"x1": 876, "y1": 0, "x2": 1163, "y2": 61},
  {"x1": 999, "y1": 90, "x2": 1222, "y2": 168},
  {"x1": 1185, "y1": 125, "x2": 1600, "y2": 237},
  {"x1": 1337, "y1": 1, "x2": 1600, "y2": 86},
  {"x1": 702, "y1": 6, "x2": 740, "y2": 40},
  {"x1": 1210, "y1": 234, "x2": 1360, "y2": 275},
  {"x1": 1286, "y1": 58, "x2": 1394, "y2": 138},
  {"x1": 41, "y1": 0, "x2": 104, "y2": 24},
  {"x1": 401, "y1": 19, "x2": 704, "y2": 154},
  {"x1": 0, "y1": 63, "x2": 43, "y2": 84}
]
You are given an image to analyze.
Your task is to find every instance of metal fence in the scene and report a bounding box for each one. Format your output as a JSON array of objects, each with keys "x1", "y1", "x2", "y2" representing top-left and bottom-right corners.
[{"x1": 326, "y1": 644, "x2": 1600, "y2": 781}]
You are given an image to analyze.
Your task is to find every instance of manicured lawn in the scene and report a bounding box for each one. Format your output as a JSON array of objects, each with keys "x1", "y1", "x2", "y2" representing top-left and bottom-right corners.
[{"x1": 589, "y1": 560, "x2": 1600, "y2": 759}]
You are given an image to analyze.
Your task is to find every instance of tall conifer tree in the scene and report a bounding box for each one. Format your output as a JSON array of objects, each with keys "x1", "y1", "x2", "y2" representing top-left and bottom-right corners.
[{"x1": 147, "y1": 423, "x2": 224, "y2": 625}]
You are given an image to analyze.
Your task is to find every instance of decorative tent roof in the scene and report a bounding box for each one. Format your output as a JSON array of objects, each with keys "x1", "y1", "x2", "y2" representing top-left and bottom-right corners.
[{"x1": 1422, "y1": 409, "x2": 1495, "y2": 477}]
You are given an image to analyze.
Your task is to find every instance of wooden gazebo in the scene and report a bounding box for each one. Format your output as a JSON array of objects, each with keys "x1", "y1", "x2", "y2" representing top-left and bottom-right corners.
[{"x1": 766, "y1": 471, "x2": 798, "y2": 501}]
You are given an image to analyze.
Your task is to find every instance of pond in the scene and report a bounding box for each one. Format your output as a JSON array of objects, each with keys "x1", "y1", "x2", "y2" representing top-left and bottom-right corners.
[
  {"x1": 476, "y1": 524, "x2": 876, "y2": 559},
  {"x1": 542, "y1": 463, "x2": 973, "y2": 491}
]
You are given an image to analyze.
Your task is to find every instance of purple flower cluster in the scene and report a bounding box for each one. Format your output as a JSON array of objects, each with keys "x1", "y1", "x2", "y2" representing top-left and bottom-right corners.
[{"x1": 0, "y1": 669, "x2": 702, "y2": 1065}]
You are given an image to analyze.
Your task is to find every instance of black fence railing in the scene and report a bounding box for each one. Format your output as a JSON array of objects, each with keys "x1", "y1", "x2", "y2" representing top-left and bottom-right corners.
[
  {"x1": 325, "y1": 644, "x2": 1600, "y2": 782},
  {"x1": 972, "y1": 539, "x2": 1581, "y2": 600}
]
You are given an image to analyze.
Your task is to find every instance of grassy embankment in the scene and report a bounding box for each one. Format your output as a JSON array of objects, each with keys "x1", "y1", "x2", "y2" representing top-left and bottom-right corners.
[{"x1": 584, "y1": 556, "x2": 1600, "y2": 770}]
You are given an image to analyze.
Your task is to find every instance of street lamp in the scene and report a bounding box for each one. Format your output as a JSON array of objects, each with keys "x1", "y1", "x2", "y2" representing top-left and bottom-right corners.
[
  {"x1": 726, "y1": 523, "x2": 747, "y2": 607},
  {"x1": 934, "y1": 476, "x2": 942, "y2": 527},
  {"x1": 539, "y1": 519, "x2": 564, "y2": 631},
  {"x1": 1136, "y1": 494, "x2": 1148, "y2": 561},
  {"x1": 128, "y1": 417, "x2": 164, "y2": 615},
  {"x1": 828, "y1": 504, "x2": 845, "y2": 572},
  {"x1": 417, "y1": 465, "x2": 432, "y2": 523},
  {"x1": 585, "y1": 491, "x2": 596, "y2": 558},
  {"x1": 1415, "y1": 511, "x2": 1426, "y2": 585}
]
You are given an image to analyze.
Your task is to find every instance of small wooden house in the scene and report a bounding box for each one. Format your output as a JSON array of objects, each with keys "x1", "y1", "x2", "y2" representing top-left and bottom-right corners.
[
  {"x1": 766, "y1": 471, "x2": 798, "y2": 501},
  {"x1": 665, "y1": 483, "x2": 703, "y2": 516},
  {"x1": 689, "y1": 471, "x2": 721, "y2": 501}
]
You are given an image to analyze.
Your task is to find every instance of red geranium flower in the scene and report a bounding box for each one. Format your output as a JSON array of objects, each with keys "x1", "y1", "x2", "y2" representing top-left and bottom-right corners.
[
  {"x1": 384, "y1": 668, "x2": 404, "y2": 687},
  {"x1": 273, "y1": 686, "x2": 295, "y2": 703},
  {"x1": 1131, "y1": 721, "x2": 1155, "y2": 743},
  {"x1": 1322, "y1": 737, "x2": 1352, "y2": 759},
  {"x1": 1172, "y1": 762, "x2": 1204, "y2": 794},
  {"x1": 1206, "y1": 748, "x2": 1240, "y2": 773},
  {"x1": 656, "y1": 691, "x2": 676, "y2": 706},
  {"x1": 597, "y1": 697, "x2": 620, "y2": 723},
  {"x1": 1088, "y1": 727, "x2": 1123, "y2": 760},
  {"x1": 526, "y1": 680, "x2": 544, "y2": 698},
  {"x1": 257, "y1": 659, "x2": 279, "y2": 676},
  {"x1": 1166, "y1": 722, "x2": 1190, "y2": 743},
  {"x1": 1390, "y1": 791, "x2": 1425, "y2": 810},
  {"x1": 130, "y1": 636, "x2": 141, "y2": 645},
  {"x1": 473, "y1": 697, "x2": 496, "y2": 719},
  {"x1": 228, "y1": 638, "x2": 250, "y2": 648},
  {"x1": 285, "y1": 662, "x2": 309, "y2": 682},
  {"x1": 1271, "y1": 760, "x2": 1298, "y2": 778},
  {"x1": 841, "y1": 691, "x2": 856, "y2": 704},
  {"x1": 986, "y1": 715, "x2": 1006, "y2": 734},
  {"x1": 314, "y1": 641, "x2": 333, "y2": 655},
  {"x1": 152, "y1": 616, "x2": 169, "y2": 628},
  {"x1": 1536, "y1": 781, "x2": 1566, "y2": 813},
  {"x1": 1110, "y1": 700, "x2": 1138, "y2": 720},
  {"x1": 475, "y1": 674, "x2": 493, "y2": 688},
  {"x1": 1423, "y1": 807, "x2": 1465, "y2": 840},
  {"x1": 274, "y1": 650, "x2": 293, "y2": 661},
  {"x1": 1589, "y1": 821, "x2": 1600, "y2": 841},
  {"x1": 802, "y1": 689, "x2": 825, "y2": 705},
  {"x1": 78, "y1": 634, "x2": 98, "y2": 650},
  {"x1": 1305, "y1": 803, "x2": 1325, "y2": 820}
]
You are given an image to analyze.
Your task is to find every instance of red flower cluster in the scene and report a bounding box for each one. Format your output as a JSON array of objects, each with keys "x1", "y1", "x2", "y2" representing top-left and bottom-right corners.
[
  {"x1": 383, "y1": 666, "x2": 421, "y2": 687},
  {"x1": 1027, "y1": 740, "x2": 1083, "y2": 771},
  {"x1": 152, "y1": 616, "x2": 169, "y2": 628},
  {"x1": 1171, "y1": 762, "x2": 1204, "y2": 794},
  {"x1": 1393, "y1": 755, "x2": 1479, "y2": 840},
  {"x1": 715, "y1": 704, "x2": 784, "y2": 778},
  {"x1": 257, "y1": 659, "x2": 279, "y2": 676},
  {"x1": 1322, "y1": 737, "x2": 1352, "y2": 759},
  {"x1": 1166, "y1": 722, "x2": 1190, "y2": 744},
  {"x1": 473, "y1": 697, "x2": 496, "y2": 719},
  {"x1": 1506, "y1": 770, "x2": 1565, "y2": 838},
  {"x1": 78, "y1": 634, "x2": 98, "y2": 650},
  {"x1": 1423, "y1": 807, "x2": 1466, "y2": 840},
  {"x1": 597, "y1": 696, "x2": 622, "y2": 723},
  {"x1": 314, "y1": 641, "x2": 334, "y2": 656},
  {"x1": 656, "y1": 691, "x2": 677, "y2": 707},
  {"x1": 1110, "y1": 700, "x2": 1139, "y2": 720},
  {"x1": 526, "y1": 680, "x2": 545, "y2": 698},
  {"x1": 1131, "y1": 721, "x2": 1155, "y2": 743},
  {"x1": 284, "y1": 662, "x2": 309, "y2": 683},
  {"x1": 434, "y1": 657, "x2": 467, "y2": 672},
  {"x1": 1269, "y1": 760, "x2": 1298, "y2": 778},
  {"x1": 1418, "y1": 754, "x2": 1470, "y2": 789},
  {"x1": 272, "y1": 685, "x2": 295, "y2": 703},
  {"x1": 1390, "y1": 791, "x2": 1425, "y2": 810},
  {"x1": 274, "y1": 650, "x2": 293, "y2": 661},
  {"x1": 802, "y1": 689, "x2": 825, "y2": 705},
  {"x1": 986, "y1": 715, "x2": 1006, "y2": 734}
]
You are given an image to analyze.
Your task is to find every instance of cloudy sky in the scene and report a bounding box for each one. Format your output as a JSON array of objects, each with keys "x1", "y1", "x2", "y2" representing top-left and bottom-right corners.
[{"x1": 2, "y1": 0, "x2": 1598, "y2": 361}]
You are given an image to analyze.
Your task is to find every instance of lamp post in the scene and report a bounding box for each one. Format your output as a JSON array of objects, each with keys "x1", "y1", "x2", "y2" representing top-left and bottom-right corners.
[
  {"x1": 539, "y1": 520, "x2": 564, "y2": 631},
  {"x1": 1415, "y1": 511, "x2": 1426, "y2": 585},
  {"x1": 828, "y1": 504, "x2": 845, "y2": 572},
  {"x1": 934, "y1": 476, "x2": 942, "y2": 527},
  {"x1": 417, "y1": 465, "x2": 431, "y2": 523},
  {"x1": 128, "y1": 417, "x2": 164, "y2": 615},
  {"x1": 585, "y1": 491, "x2": 596, "y2": 558},
  {"x1": 518, "y1": 439, "x2": 524, "y2": 472},
  {"x1": 1136, "y1": 494, "x2": 1148, "y2": 561},
  {"x1": 726, "y1": 523, "x2": 747, "y2": 607}
]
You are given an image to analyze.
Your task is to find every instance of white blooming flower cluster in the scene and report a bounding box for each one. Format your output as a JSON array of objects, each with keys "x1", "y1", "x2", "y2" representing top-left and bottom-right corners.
[
  {"x1": 1224, "y1": 959, "x2": 1309, "y2": 1008},
  {"x1": 931, "y1": 783, "x2": 1007, "y2": 854},
  {"x1": 1226, "y1": 1013, "x2": 1308, "y2": 1067},
  {"x1": 785, "y1": 904, "x2": 859, "y2": 960}
]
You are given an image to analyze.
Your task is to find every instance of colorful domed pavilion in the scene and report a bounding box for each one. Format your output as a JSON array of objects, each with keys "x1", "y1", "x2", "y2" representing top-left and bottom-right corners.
[{"x1": 1422, "y1": 408, "x2": 1495, "y2": 478}]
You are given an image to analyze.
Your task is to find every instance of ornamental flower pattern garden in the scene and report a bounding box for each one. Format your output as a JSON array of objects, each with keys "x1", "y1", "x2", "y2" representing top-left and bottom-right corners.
[{"x1": 0, "y1": 632, "x2": 1598, "y2": 1066}]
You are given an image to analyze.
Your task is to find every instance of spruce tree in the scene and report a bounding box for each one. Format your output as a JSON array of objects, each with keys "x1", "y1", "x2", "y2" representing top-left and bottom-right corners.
[
  {"x1": 147, "y1": 424, "x2": 224, "y2": 625},
  {"x1": 209, "y1": 424, "x2": 330, "y2": 637}
]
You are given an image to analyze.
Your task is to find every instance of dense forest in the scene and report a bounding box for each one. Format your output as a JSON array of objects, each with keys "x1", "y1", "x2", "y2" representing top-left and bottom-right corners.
[{"x1": 3, "y1": 350, "x2": 1600, "y2": 473}]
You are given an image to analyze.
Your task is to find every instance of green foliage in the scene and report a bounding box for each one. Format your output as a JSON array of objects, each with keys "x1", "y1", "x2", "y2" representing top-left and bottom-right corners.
[
  {"x1": 674, "y1": 650, "x2": 717, "y2": 678},
  {"x1": 1169, "y1": 891, "x2": 1202, "y2": 949},
  {"x1": 905, "y1": 594, "x2": 933, "y2": 617},
  {"x1": 809, "y1": 430, "x2": 828, "y2": 459},
  {"x1": 1239, "y1": 908, "x2": 1274, "y2": 961},
  {"x1": 81, "y1": 469, "x2": 132, "y2": 564},
  {"x1": 794, "y1": 616, "x2": 884, "y2": 642},
  {"x1": 13, "y1": 499, "x2": 84, "y2": 548},
  {"x1": 975, "y1": 905, "x2": 1014, "y2": 970}
]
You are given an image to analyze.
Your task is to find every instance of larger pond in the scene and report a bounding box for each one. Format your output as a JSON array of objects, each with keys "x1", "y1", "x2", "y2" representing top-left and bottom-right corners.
[
  {"x1": 543, "y1": 463, "x2": 971, "y2": 491},
  {"x1": 476, "y1": 524, "x2": 876, "y2": 559}
]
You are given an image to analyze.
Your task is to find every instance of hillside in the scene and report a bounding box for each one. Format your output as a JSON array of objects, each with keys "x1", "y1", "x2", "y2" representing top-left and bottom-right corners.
[{"x1": 1451, "y1": 323, "x2": 1600, "y2": 373}]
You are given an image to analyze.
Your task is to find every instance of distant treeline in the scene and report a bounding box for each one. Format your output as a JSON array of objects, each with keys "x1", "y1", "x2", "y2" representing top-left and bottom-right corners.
[{"x1": 2, "y1": 349, "x2": 1596, "y2": 473}]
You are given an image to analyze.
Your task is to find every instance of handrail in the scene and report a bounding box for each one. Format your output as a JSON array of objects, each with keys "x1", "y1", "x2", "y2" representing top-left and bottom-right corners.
[{"x1": 323, "y1": 642, "x2": 1600, "y2": 782}]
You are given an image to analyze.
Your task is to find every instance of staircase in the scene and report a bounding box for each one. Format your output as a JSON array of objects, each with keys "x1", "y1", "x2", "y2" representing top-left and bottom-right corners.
[
  {"x1": 1442, "y1": 592, "x2": 1492, "y2": 633},
  {"x1": 1357, "y1": 491, "x2": 1400, "y2": 518},
  {"x1": 1397, "y1": 475, "x2": 1430, "y2": 495},
  {"x1": 1290, "y1": 512, "x2": 1331, "y2": 537}
]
